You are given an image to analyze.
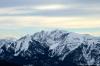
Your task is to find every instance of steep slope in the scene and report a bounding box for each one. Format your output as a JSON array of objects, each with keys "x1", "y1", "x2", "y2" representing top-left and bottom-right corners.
[
  {"x1": 32, "y1": 30, "x2": 84, "y2": 60},
  {"x1": 0, "y1": 39, "x2": 15, "y2": 59}
]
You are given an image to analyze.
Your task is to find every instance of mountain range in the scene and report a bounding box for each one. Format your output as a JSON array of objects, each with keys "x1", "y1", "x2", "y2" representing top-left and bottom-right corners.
[{"x1": 0, "y1": 30, "x2": 100, "y2": 66}]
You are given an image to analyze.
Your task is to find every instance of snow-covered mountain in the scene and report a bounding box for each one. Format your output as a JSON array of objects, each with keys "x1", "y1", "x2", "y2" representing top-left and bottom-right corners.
[{"x1": 0, "y1": 30, "x2": 100, "y2": 66}]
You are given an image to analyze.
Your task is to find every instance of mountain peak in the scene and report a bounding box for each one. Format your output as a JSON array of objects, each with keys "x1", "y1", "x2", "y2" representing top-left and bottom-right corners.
[{"x1": 0, "y1": 30, "x2": 100, "y2": 66}]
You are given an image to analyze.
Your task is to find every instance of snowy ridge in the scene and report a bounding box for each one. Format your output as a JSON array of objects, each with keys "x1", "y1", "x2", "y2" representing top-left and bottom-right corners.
[
  {"x1": 32, "y1": 30, "x2": 85, "y2": 56},
  {"x1": 0, "y1": 30, "x2": 100, "y2": 66},
  {"x1": 14, "y1": 35, "x2": 32, "y2": 56}
]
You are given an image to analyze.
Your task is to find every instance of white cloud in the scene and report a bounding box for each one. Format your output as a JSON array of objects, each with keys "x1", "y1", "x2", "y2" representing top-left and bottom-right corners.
[
  {"x1": 79, "y1": 32, "x2": 100, "y2": 36},
  {"x1": 0, "y1": 7, "x2": 36, "y2": 15},
  {"x1": 33, "y1": 4, "x2": 68, "y2": 10},
  {"x1": 0, "y1": 4, "x2": 69, "y2": 15},
  {"x1": 0, "y1": 16, "x2": 100, "y2": 29}
]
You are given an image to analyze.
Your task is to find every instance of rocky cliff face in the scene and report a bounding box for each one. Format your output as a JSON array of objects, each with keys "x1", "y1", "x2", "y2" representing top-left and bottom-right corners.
[{"x1": 0, "y1": 30, "x2": 100, "y2": 66}]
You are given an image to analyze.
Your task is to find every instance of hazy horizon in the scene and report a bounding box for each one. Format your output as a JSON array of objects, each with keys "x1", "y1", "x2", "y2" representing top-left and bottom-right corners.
[{"x1": 0, "y1": 0, "x2": 100, "y2": 38}]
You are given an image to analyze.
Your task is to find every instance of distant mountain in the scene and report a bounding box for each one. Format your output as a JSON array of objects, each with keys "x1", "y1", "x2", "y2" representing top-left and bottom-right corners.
[{"x1": 0, "y1": 30, "x2": 100, "y2": 66}]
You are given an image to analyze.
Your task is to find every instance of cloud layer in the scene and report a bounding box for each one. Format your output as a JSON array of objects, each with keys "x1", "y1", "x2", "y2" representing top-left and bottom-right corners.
[
  {"x1": 0, "y1": 16, "x2": 100, "y2": 37},
  {"x1": 0, "y1": 16, "x2": 100, "y2": 28},
  {"x1": 0, "y1": 0, "x2": 100, "y2": 38},
  {"x1": 0, "y1": 3, "x2": 100, "y2": 16}
]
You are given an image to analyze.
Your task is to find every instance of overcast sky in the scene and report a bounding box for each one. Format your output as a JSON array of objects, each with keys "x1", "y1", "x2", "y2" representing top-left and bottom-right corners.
[{"x1": 0, "y1": 0, "x2": 100, "y2": 38}]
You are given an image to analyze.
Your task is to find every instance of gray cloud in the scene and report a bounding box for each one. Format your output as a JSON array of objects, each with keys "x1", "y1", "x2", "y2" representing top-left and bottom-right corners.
[
  {"x1": 0, "y1": 0, "x2": 100, "y2": 17},
  {"x1": 0, "y1": 0, "x2": 100, "y2": 7}
]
